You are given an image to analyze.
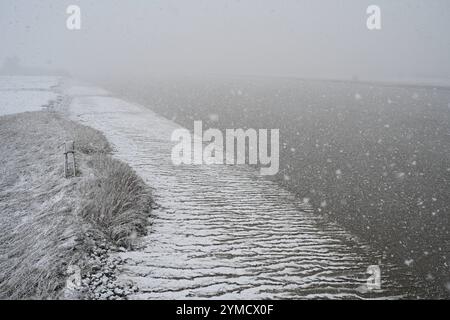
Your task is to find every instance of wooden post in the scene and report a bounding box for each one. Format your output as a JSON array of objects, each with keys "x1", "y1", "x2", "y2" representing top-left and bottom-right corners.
[
  {"x1": 72, "y1": 141, "x2": 76, "y2": 177},
  {"x1": 63, "y1": 141, "x2": 76, "y2": 178},
  {"x1": 64, "y1": 153, "x2": 68, "y2": 178}
]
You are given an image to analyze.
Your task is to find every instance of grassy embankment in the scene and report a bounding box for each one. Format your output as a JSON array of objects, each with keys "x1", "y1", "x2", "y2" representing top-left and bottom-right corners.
[{"x1": 0, "y1": 110, "x2": 152, "y2": 299}]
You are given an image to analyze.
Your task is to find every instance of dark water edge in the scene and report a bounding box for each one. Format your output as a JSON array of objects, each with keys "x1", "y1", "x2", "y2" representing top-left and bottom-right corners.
[{"x1": 100, "y1": 75, "x2": 450, "y2": 299}]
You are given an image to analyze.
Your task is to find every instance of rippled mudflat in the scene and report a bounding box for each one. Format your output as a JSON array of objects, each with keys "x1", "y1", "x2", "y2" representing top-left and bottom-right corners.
[
  {"x1": 103, "y1": 76, "x2": 450, "y2": 298},
  {"x1": 68, "y1": 82, "x2": 433, "y2": 299}
]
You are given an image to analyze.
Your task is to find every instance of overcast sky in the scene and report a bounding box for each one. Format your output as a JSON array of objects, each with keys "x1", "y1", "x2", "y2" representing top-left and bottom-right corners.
[{"x1": 1, "y1": 0, "x2": 449, "y2": 81}]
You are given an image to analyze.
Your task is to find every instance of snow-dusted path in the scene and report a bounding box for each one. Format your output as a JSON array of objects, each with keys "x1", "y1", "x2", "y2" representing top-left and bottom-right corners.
[{"x1": 68, "y1": 85, "x2": 412, "y2": 299}]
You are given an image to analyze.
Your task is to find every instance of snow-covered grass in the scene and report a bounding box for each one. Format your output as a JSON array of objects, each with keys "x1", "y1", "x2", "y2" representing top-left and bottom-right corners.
[
  {"x1": 0, "y1": 111, "x2": 84, "y2": 299},
  {"x1": 62, "y1": 118, "x2": 112, "y2": 155},
  {"x1": 79, "y1": 155, "x2": 152, "y2": 247},
  {"x1": 0, "y1": 110, "x2": 152, "y2": 299}
]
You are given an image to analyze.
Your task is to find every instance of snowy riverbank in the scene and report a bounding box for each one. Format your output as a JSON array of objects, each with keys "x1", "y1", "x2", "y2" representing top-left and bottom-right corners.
[
  {"x1": 0, "y1": 77, "x2": 152, "y2": 299},
  {"x1": 65, "y1": 79, "x2": 422, "y2": 299},
  {"x1": 0, "y1": 76, "x2": 437, "y2": 299}
]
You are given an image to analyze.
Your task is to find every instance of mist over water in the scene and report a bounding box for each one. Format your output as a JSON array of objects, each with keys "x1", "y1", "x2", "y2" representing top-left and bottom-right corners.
[{"x1": 1, "y1": 0, "x2": 450, "y2": 83}]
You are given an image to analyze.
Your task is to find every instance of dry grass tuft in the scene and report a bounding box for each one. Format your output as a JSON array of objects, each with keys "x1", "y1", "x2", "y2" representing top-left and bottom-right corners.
[
  {"x1": 0, "y1": 210, "x2": 84, "y2": 299},
  {"x1": 79, "y1": 155, "x2": 152, "y2": 247},
  {"x1": 70, "y1": 125, "x2": 112, "y2": 155}
]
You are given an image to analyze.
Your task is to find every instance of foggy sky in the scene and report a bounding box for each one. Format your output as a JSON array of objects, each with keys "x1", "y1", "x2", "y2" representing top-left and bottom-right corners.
[{"x1": 1, "y1": 0, "x2": 449, "y2": 81}]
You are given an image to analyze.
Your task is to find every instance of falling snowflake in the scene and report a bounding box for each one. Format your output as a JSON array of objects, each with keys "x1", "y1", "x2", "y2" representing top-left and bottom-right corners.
[
  {"x1": 396, "y1": 172, "x2": 405, "y2": 179},
  {"x1": 404, "y1": 259, "x2": 414, "y2": 267}
]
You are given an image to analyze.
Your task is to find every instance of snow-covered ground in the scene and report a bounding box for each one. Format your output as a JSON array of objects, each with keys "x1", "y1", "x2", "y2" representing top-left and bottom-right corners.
[{"x1": 0, "y1": 76, "x2": 59, "y2": 116}]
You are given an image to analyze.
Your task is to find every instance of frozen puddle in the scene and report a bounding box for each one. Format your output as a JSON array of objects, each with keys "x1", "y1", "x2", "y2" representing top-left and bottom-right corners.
[{"x1": 68, "y1": 85, "x2": 415, "y2": 299}]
